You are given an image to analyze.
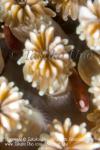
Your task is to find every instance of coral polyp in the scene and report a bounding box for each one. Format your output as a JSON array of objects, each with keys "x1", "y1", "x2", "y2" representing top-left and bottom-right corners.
[{"x1": 18, "y1": 25, "x2": 75, "y2": 96}]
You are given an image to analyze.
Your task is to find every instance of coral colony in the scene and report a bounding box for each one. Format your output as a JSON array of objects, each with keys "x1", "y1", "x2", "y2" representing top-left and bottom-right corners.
[{"x1": 0, "y1": 0, "x2": 100, "y2": 149}]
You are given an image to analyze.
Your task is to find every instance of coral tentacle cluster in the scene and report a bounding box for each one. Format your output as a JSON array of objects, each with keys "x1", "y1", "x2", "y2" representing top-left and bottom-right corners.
[
  {"x1": 18, "y1": 25, "x2": 75, "y2": 96},
  {"x1": 87, "y1": 74, "x2": 100, "y2": 142},
  {"x1": 39, "y1": 118, "x2": 100, "y2": 150},
  {"x1": 51, "y1": 0, "x2": 86, "y2": 21},
  {"x1": 0, "y1": 76, "x2": 45, "y2": 142},
  {"x1": 89, "y1": 74, "x2": 100, "y2": 109},
  {"x1": 87, "y1": 109, "x2": 100, "y2": 142},
  {"x1": 77, "y1": 0, "x2": 100, "y2": 54},
  {"x1": 0, "y1": 0, "x2": 56, "y2": 27}
]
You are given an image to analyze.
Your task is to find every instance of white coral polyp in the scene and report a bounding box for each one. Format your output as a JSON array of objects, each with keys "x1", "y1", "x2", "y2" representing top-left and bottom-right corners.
[
  {"x1": 0, "y1": 76, "x2": 45, "y2": 142},
  {"x1": 77, "y1": 0, "x2": 100, "y2": 54},
  {"x1": 51, "y1": 0, "x2": 86, "y2": 21},
  {"x1": 0, "y1": 0, "x2": 56, "y2": 27},
  {"x1": 87, "y1": 109, "x2": 100, "y2": 141},
  {"x1": 39, "y1": 118, "x2": 100, "y2": 150},
  {"x1": 89, "y1": 75, "x2": 100, "y2": 109},
  {"x1": 18, "y1": 25, "x2": 75, "y2": 96}
]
